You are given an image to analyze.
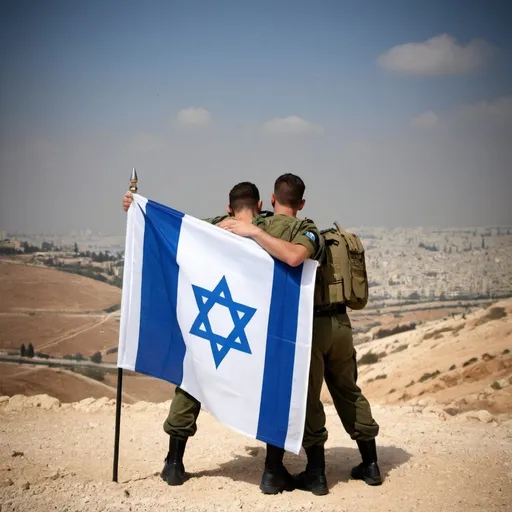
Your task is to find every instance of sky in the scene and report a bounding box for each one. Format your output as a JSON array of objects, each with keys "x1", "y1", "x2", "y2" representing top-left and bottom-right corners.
[{"x1": 0, "y1": 0, "x2": 511, "y2": 234}]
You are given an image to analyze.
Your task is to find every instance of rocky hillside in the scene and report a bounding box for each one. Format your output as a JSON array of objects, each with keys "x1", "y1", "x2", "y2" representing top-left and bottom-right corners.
[{"x1": 343, "y1": 298, "x2": 512, "y2": 418}]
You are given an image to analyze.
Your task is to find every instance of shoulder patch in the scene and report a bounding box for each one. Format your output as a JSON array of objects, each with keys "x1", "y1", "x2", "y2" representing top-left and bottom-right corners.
[{"x1": 304, "y1": 231, "x2": 316, "y2": 241}]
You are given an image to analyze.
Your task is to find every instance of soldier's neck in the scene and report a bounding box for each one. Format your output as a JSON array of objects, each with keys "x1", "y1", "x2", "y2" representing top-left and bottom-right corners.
[
  {"x1": 273, "y1": 204, "x2": 298, "y2": 218},
  {"x1": 233, "y1": 209, "x2": 257, "y2": 223}
]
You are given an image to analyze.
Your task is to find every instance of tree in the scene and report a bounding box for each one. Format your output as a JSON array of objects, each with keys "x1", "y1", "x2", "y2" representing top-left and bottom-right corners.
[
  {"x1": 27, "y1": 343, "x2": 34, "y2": 358},
  {"x1": 90, "y1": 351, "x2": 102, "y2": 364},
  {"x1": 20, "y1": 344, "x2": 26, "y2": 357},
  {"x1": 21, "y1": 241, "x2": 40, "y2": 254},
  {"x1": 74, "y1": 242, "x2": 79, "y2": 255}
]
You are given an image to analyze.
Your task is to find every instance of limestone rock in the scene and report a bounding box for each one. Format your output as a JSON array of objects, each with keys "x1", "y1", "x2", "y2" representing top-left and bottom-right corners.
[
  {"x1": 476, "y1": 410, "x2": 494, "y2": 423},
  {"x1": 5, "y1": 395, "x2": 27, "y2": 412}
]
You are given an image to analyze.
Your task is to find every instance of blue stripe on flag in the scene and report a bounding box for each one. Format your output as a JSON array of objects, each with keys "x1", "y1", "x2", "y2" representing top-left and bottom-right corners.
[
  {"x1": 256, "y1": 261, "x2": 303, "y2": 448},
  {"x1": 134, "y1": 200, "x2": 187, "y2": 385}
]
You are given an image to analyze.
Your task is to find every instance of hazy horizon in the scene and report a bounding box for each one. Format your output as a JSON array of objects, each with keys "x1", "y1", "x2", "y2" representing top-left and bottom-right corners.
[{"x1": 1, "y1": 1, "x2": 511, "y2": 235}]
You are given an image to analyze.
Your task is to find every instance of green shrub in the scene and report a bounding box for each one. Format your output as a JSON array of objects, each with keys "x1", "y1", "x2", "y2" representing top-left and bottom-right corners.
[
  {"x1": 90, "y1": 351, "x2": 102, "y2": 364},
  {"x1": 374, "y1": 323, "x2": 416, "y2": 340},
  {"x1": 358, "y1": 351, "x2": 379, "y2": 365},
  {"x1": 474, "y1": 307, "x2": 507, "y2": 327},
  {"x1": 419, "y1": 370, "x2": 441, "y2": 383}
]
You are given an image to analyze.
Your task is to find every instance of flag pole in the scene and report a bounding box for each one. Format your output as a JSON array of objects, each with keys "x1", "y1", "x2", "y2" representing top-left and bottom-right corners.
[{"x1": 113, "y1": 168, "x2": 138, "y2": 483}]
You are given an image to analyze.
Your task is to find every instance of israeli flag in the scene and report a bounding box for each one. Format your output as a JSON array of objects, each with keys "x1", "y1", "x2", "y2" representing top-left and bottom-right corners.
[{"x1": 117, "y1": 194, "x2": 317, "y2": 454}]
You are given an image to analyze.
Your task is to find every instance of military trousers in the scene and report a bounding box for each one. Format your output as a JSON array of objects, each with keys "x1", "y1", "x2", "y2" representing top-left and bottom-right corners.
[
  {"x1": 302, "y1": 312, "x2": 379, "y2": 448},
  {"x1": 163, "y1": 386, "x2": 201, "y2": 440}
]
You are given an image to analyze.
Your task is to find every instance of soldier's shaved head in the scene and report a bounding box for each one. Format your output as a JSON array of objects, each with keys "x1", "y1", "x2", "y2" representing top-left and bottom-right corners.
[
  {"x1": 273, "y1": 173, "x2": 306, "y2": 209},
  {"x1": 228, "y1": 181, "x2": 261, "y2": 213}
]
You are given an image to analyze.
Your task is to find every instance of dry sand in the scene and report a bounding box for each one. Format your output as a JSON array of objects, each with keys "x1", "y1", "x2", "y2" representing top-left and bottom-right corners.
[{"x1": 1, "y1": 395, "x2": 511, "y2": 512}]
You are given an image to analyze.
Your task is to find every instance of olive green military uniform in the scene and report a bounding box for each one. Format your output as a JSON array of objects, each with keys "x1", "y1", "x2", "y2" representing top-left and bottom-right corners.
[
  {"x1": 257, "y1": 214, "x2": 379, "y2": 449},
  {"x1": 303, "y1": 310, "x2": 379, "y2": 447}
]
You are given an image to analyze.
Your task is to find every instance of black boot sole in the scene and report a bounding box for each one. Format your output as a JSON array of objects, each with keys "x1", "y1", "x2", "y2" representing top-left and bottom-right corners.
[
  {"x1": 362, "y1": 475, "x2": 382, "y2": 486},
  {"x1": 259, "y1": 481, "x2": 295, "y2": 494},
  {"x1": 351, "y1": 473, "x2": 382, "y2": 486},
  {"x1": 165, "y1": 474, "x2": 185, "y2": 486},
  {"x1": 294, "y1": 477, "x2": 329, "y2": 496},
  {"x1": 311, "y1": 485, "x2": 329, "y2": 496},
  {"x1": 160, "y1": 467, "x2": 186, "y2": 486}
]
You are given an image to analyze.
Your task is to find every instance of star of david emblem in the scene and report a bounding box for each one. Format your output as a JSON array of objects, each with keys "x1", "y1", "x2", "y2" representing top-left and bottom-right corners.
[{"x1": 189, "y1": 276, "x2": 257, "y2": 368}]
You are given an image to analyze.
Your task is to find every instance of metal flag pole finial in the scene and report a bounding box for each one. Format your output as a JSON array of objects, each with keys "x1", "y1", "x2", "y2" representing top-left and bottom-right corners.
[
  {"x1": 113, "y1": 168, "x2": 138, "y2": 483},
  {"x1": 129, "y1": 168, "x2": 138, "y2": 193}
]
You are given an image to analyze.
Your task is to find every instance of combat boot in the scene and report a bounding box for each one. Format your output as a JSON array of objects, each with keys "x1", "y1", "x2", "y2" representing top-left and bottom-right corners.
[
  {"x1": 350, "y1": 439, "x2": 382, "y2": 486},
  {"x1": 259, "y1": 444, "x2": 295, "y2": 494},
  {"x1": 293, "y1": 445, "x2": 329, "y2": 496},
  {"x1": 160, "y1": 437, "x2": 187, "y2": 486}
]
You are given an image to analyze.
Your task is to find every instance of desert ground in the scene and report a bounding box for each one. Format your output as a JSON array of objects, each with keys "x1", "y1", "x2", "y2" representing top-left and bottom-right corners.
[
  {"x1": 1, "y1": 395, "x2": 511, "y2": 512},
  {"x1": 0, "y1": 260, "x2": 121, "y2": 356},
  {"x1": 1, "y1": 260, "x2": 512, "y2": 511}
]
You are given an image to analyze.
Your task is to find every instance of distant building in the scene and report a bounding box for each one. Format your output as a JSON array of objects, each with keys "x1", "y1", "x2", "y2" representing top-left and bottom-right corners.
[{"x1": 0, "y1": 238, "x2": 21, "y2": 251}]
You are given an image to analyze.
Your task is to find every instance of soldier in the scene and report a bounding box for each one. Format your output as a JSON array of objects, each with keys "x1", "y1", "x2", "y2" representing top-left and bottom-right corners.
[
  {"x1": 219, "y1": 173, "x2": 323, "y2": 495},
  {"x1": 122, "y1": 181, "x2": 263, "y2": 486},
  {"x1": 221, "y1": 173, "x2": 382, "y2": 496}
]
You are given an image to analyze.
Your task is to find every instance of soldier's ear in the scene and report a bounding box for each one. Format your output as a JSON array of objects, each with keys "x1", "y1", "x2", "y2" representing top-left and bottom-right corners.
[
  {"x1": 257, "y1": 200, "x2": 263, "y2": 213},
  {"x1": 297, "y1": 199, "x2": 305, "y2": 211},
  {"x1": 270, "y1": 194, "x2": 276, "y2": 208},
  {"x1": 227, "y1": 204, "x2": 234, "y2": 216}
]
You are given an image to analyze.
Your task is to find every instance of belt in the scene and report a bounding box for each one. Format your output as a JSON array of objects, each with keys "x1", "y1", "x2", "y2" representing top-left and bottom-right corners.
[{"x1": 314, "y1": 303, "x2": 347, "y2": 317}]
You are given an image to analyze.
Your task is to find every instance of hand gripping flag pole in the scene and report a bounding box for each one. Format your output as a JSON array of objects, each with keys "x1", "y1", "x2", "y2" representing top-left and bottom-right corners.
[{"x1": 112, "y1": 168, "x2": 138, "y2": 483}]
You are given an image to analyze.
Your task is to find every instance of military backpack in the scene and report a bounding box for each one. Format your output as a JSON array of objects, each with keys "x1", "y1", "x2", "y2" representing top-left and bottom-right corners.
[{"x1": 314, "y1": 222, "x2": 369, "y2": 310}]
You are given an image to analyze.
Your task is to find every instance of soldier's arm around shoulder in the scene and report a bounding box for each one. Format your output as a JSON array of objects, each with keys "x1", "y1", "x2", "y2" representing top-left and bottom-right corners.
[{"x1": 291, "y1": 218, "x2": 322, "y2": 262}]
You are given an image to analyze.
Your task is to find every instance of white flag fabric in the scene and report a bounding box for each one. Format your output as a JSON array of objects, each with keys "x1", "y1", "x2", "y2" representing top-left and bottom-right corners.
[{"x1": 117, "y1": 194, "x2": 317, "y2": 454}]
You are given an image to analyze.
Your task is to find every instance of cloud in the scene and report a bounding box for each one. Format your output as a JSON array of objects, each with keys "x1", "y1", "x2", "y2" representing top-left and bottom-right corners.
[
  {"x1": 410, "y1": 96, "x2": 511, "y2": 132},
  {"x1": 262, "y1": 116, "x2": 324, "y2": 135},
  {"x1": 456, "y1": 95, "x2": 512, "y2": 122},
  {"x1": 176, "y1": 107, "x2": 212, "y2": 128},
  {"x1": 377, "y1": 34, "x2": 494, "y2": 76},
  {"x1": 411, "y1": 110, "x2": 439, "y2": 127}
]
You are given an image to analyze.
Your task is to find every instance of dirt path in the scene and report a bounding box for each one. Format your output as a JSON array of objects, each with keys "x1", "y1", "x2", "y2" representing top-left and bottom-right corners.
[
  {"x1": 36, "y1": 312, "x2": 116, "y2": 351},
  {"x1": 1, "y1": 398, "x2": 511, "y2": 512}
]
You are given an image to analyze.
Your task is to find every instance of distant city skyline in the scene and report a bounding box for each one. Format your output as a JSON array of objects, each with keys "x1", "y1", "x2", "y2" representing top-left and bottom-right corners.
[{"x1": 1, "y1": 0, "x2": 511, "y2": 234}]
